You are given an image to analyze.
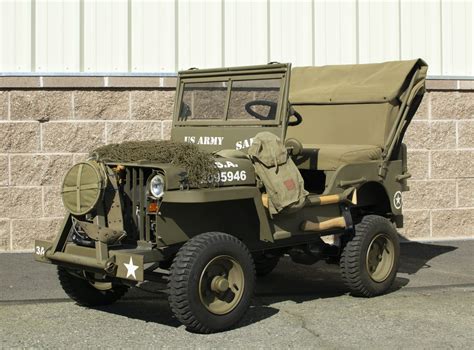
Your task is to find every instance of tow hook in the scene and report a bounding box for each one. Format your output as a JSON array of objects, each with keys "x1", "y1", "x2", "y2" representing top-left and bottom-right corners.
[{"x1": 105, "y1": 260, "x2": 116, "y2": 274}]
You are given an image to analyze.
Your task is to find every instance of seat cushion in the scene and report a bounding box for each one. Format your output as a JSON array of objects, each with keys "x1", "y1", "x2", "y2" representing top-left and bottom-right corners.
[{"x1": 303, "y1": 144, "x2": 382, "y2": 170}]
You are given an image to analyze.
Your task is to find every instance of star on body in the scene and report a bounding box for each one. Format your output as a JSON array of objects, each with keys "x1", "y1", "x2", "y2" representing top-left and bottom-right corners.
[
  {"x1": 394, "y1": 191, "x2": 402, "y2": 209},
  {"x1": 124, "y1": 257, "x2": 139, "y2": 279}
]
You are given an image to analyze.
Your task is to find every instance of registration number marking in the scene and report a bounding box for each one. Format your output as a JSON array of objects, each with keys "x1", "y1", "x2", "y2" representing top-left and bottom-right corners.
[{"x1": 207, "y1": 170, "x2": 247, "y2": 183}]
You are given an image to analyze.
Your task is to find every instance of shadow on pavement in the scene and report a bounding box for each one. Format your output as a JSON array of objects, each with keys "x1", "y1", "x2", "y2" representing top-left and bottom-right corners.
[
  {"x1": 91, "y1": 240, "x2": 457, "y2": 330},
  {"x1": 399, "y1": 241, "x2": 457, "y2": 275},
  {"x1": 95, "y1": 285, "x2": 279, "y2": 331},
  {"x1": 97, "y1": 296, "x2": 180, "y2": 328}
]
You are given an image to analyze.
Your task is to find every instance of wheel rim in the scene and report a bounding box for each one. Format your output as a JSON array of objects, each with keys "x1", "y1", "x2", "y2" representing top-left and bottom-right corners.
[
  {"x1": 198, "y1": 255, "x2": 245, "y2": 315},
  {"x1": 365, "y1": 233, "x2": 395, "y2": 282}
]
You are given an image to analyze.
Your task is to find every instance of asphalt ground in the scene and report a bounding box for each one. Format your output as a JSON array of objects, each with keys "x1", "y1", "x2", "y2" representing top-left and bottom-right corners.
[{"x1": 0, "y1": 240, "x2": 473, "y2": 349}]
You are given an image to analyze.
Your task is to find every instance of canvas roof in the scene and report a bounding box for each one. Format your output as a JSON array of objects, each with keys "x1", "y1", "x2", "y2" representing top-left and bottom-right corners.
[{"x1": 289, "y1": 59, "x2": 428, "y2": 105}]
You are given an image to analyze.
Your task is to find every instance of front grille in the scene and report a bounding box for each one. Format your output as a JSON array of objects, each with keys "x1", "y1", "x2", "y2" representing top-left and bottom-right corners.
[{"x1": 121, "y1": 166, "x2": 153, "y2": 243}]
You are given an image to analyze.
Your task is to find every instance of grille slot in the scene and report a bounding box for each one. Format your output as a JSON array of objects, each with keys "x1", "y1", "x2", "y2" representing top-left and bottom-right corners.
[{"x1": 122, "y1": 166, "x2": 151, "y2": 242}]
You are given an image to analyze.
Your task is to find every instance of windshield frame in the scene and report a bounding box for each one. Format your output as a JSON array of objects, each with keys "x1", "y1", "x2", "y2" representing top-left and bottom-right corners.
[{"x1": 173, "y1": 70, "x2": 289, "y2": 127}]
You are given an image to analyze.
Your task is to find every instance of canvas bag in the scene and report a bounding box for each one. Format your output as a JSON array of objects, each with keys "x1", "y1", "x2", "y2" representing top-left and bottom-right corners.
[{"x1": 248, "y1": 132, "x2": 308, "y2": 214}]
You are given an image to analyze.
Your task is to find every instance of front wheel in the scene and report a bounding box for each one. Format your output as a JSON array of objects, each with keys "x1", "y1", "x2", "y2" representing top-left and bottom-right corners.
[
  {"x1": 168, "y1": 232, "x2": 255, "y2": 333},
  {"x1": 340, "y1": 215, "x2": 400, "y2": 297}
]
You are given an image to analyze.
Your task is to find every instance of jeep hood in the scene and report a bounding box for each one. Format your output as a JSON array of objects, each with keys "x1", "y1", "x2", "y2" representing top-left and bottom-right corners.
[{"x1": 103, "y1": 153, "x2": 256, "y2": 190}]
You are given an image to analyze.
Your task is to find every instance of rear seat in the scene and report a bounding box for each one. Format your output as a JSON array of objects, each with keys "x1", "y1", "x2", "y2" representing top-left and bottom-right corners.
[
  {"x1": 288, "y1": 60, "x2": 428, "y2": 173},
  {"x1": 302, "y1": 144, "x2": 382, "y2": 171}
]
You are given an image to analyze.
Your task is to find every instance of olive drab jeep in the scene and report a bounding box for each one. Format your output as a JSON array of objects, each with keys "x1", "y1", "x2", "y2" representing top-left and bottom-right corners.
[{"x1": 35, "y1": 59, "x2": 428, "y2": 333}]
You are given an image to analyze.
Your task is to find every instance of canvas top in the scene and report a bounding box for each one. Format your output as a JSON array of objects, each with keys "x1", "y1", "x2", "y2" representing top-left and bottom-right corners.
[{"x1": 289, "y1": 59, "x2": 428, "y2": 105}]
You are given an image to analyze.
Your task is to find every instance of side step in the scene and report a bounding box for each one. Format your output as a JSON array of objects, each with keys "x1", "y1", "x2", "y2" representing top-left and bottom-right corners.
[
  {"x1": 261, "y1": 188, "x2": 356, "y2": 210},
  {"x1": 306, "y1": 194, "x2": 341, "y2": 206},
  {"x1": 300, "y1": 216, "x2": 347, "y2": 232},
  {"x1": 306, "y1": 188, "x2": 357, "y2": 207}
]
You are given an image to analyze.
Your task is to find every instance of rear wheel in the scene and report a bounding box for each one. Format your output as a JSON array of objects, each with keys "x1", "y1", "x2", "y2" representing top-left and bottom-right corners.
[
  {"x1": 340, "y1": 215, "x2": 400, "y2": 297},
  {"x1": 168, "y1": 232, "x2": 255, "y2": 333},
  {"x1": 57, "y1": 266, "x2": 128, "y2": 306}
]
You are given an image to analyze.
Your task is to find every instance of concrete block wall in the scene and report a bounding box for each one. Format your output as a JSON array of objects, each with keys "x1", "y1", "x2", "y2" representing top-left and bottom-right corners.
[
  {"x1": 0, "y1": 77, "x2": 472, "y2": 250},
  {"x1": 402, "y1": 88, "x2": 474, "y2": 240}
]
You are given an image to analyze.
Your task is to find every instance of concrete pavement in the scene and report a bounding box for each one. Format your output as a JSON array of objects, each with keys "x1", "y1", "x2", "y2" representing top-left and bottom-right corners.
[{"x1": 1, "y1": 240, "x2": 473, "y2": 349}]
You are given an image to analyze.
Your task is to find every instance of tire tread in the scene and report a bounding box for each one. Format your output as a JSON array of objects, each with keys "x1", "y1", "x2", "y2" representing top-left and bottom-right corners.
[
  {"x1": 168, "y1": 232, "x2": 255, "y2": 333},
  {"x1": 340, "y1": 215, "x2": 399, "y2": 297},
  {"x1": 57, "y1": 266, "x2": 128, "y2": 306}
]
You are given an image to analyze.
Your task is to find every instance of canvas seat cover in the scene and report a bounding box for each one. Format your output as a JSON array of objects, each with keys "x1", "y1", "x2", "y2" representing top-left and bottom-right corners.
[
  {"x1": 287, "y1": 59, "x2": 428, "y2": 170},
  {"x1": 302, "y1": 144, "x2": 382, "y2": 171}
]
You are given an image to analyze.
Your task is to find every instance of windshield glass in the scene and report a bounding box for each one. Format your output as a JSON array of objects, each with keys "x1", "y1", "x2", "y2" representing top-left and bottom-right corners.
[
  {"x1": 179, "y1": 82, "x2": 228, "y2": 120},
  {"x1": 228, "y1": 79, "x2": 281, "y2": 120},
  {"x1": 178, "y1": 78, "x2": 282, "y2": 123}
]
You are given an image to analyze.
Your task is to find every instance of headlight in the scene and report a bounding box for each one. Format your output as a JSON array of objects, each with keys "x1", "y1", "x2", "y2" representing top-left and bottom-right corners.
[{"x1": 149, "y1": 174, "x2": 165, "y2": 198}]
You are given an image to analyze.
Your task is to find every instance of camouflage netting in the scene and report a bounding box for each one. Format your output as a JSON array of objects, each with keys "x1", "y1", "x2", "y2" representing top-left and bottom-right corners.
[{"x1": 91, "y1": 140, "x2": 218, "y2": 186}]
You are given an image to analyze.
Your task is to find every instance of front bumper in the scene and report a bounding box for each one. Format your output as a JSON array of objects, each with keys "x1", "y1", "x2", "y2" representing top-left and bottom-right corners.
[{"x1": 34, "y1": 239, "x2": 154, "y2": 282}]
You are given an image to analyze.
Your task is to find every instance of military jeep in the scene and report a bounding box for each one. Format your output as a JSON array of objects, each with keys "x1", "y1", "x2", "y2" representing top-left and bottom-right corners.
[{"x1": 35, "y1": 59, "x2": 427, "y2": 333}]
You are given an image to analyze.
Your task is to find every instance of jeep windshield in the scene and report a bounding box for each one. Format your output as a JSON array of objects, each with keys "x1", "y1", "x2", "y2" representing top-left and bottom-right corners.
[
  {"x1": 172, "y1": 64, "x2": 290, "y2": 151},
  {"x1": 177, "y1": 77, "x2": 285, "y2": 125}
]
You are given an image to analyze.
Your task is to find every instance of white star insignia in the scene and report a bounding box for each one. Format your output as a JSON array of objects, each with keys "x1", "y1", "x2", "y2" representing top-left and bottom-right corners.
[
  {"x1": 124, "y1": 257, "x2": 139, "y2": 279},
  {"x1": 393, "y1": 191, "x2": 402, "y2": 209}
]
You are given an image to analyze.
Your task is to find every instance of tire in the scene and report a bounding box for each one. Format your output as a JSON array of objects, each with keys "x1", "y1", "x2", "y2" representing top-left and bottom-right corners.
[
  {"x1": 254, "y1": 254, "x2": 280, "y2": 277},
  {"x1": 340, "y1": 215, "x2": 400, "y2": 297},
  {"x1": 57, "y1": 266, "x2": 128, "y2": 306},
  {"x1": 168, "y1": 232, "x2": 255, "y2": 333}
]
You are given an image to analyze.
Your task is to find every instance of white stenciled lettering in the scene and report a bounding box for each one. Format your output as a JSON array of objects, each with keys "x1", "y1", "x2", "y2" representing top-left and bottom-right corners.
[
  {"x1": 35, "y1": 246, "x2": 45, "y2": 256},
  {"x1": 235, "y1": 138, "x2": 254, "y2": 150},
  {"x1": 205, "y1": 169, "x2": 247, "y2": 184},
  {"x1": 215, "y1": 160, "x2": 238, "y2": 169},
  {"x1": 217, "y1": 170, "x2": 247, "y2": 183},
  {"x1": 209, "y1": 136, "x2": 223, "y2": 145},
  {"x1": 185, "y1": 136, "x2": 224, "y2": 145}
]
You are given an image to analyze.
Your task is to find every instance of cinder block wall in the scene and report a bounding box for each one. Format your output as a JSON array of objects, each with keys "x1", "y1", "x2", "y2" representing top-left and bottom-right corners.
[
  {"x1": 0, "y1": 77, "x2": 472, "y2": 251},
  {"x1": 402, "y1": 87, "x2": 474, "y2": 240}
]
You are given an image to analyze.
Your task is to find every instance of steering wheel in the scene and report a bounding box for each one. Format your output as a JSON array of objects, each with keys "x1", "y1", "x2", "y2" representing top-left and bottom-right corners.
[
  {"x1": 244, "y1": 100, "x2": 303, "y2": 127},
  {"x1": 288, "y1": 110, "x2": 303, "y2": 126},
  {"x1": 244, "y1": 100, "x2": 278, "y2": 120}
]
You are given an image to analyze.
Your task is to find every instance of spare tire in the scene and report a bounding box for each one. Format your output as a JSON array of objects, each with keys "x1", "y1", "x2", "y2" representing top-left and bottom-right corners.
[{"x1": 61, "y1": 161, "x2": 108, "y2": 216}]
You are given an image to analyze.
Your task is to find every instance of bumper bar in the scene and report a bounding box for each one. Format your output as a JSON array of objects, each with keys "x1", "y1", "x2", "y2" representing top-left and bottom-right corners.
[{"x1": 34, "y1": 239, "x2": 146, "y2": 282}]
